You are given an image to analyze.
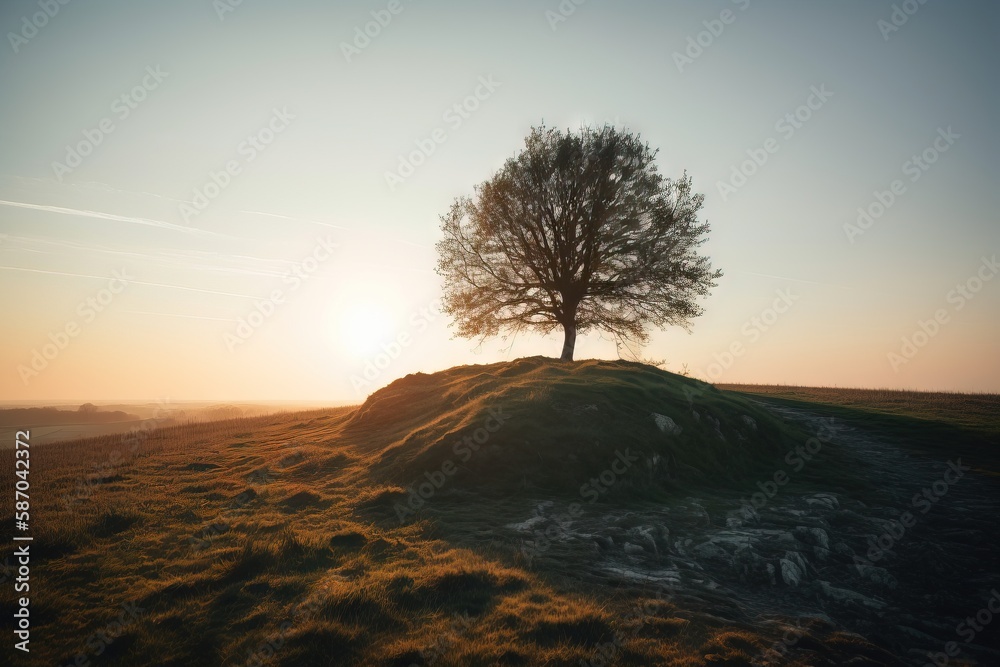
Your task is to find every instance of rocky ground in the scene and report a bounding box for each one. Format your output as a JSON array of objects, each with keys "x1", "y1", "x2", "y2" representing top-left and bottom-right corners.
[{"x1": 499, "y1": 405, "x2": 1000, "y2": 666}]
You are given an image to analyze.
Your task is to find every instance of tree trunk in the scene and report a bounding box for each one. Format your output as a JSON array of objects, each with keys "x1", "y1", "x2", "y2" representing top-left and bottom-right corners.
[{"x1": 560, "y1": 322, "x2": 577, "y2": 361}]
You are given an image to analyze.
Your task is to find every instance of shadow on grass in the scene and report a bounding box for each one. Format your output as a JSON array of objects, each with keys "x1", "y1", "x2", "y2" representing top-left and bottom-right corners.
[{"x1": 729, "y1": 392, "x2": 1000, "y2": 477}]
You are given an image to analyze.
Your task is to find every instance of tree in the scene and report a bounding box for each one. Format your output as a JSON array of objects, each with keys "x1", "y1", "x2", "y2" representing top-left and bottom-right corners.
[
  {"x1": 435, "y1": 124, "x2": 722, "y2": 361},
  {"x1": 79, "y1": 402, "x2": 98, "y2": 414}
]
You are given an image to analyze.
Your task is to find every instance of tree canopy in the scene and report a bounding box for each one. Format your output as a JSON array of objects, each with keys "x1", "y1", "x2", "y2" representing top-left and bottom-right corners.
[{"x1": 436, "y1": 124, "x2": 721, "y2": 361}]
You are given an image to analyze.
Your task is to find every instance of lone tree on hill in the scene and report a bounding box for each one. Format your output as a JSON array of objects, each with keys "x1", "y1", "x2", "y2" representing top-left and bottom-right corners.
[{"x1": 435, "y1": 124, "x2": 722, "y2": 361}]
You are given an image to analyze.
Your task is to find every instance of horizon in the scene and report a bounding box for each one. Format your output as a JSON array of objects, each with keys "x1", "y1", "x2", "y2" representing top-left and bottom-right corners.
[
  {"x1": 2, "y1": 0, "x2": 998, "y2": 402},
  {"x1": 5, "y1": 369, "x2": 1000, "y2": 406}
]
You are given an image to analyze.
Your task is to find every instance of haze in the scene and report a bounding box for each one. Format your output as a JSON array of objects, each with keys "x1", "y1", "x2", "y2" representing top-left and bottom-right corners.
[{"x1": 1, "y1": 0, "x2": 997, "y2": 402}]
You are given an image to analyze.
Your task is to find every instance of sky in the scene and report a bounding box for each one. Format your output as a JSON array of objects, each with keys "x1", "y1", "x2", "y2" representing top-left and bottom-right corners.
[{"x1": 0, "y1": 0, "x2": 997, "y2": 402}]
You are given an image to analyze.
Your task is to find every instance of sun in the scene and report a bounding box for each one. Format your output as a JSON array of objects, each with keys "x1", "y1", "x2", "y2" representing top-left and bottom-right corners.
[{"x1": 335, "y1": 301, "x2": 396, "y2": 358}]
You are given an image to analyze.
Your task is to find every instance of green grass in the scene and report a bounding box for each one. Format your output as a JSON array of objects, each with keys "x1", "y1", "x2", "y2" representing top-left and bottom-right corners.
[{"x1": 347, "y1": 356, "x2": 813, "y2": 501}]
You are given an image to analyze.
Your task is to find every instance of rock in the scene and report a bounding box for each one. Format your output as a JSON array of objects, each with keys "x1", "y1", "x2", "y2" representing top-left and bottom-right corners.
[
  {"x1": 727, "y1": 503, "x2": 759, "y2": 527},
  {"x1": 833, "y1": 542, "x2": 854, "y2": 558},
  {"x1": 601, "y1": 565, "x2": 681, "y2": 585},
  {"x1": 780, "y1": 551, "x2": 808, "y2": 586},
  {"x1": 651, "y1": 413, "x2": 682, "y2": 436},
  {"x1": 692, "y1": 540, "x2": 728, "y2": 560},
  {"x1": 506, "y1": 514, "x2": 547, "y2": 532},
  {"x1": 812, "y1": 545, "x2": 832, "y2": 561},
  {"x1": 594, "y1": 535, "x2": 614, "y2": 551},
  {"x1": 793, "y1": 526, "x2": 830, "y2": 550},
  {"x1": 623, "y1": 542, "x2": 646, "y2": 555},
  {"x1": 806, "y1": 493, "x2": 840, "y2": 510},
  {"x1": 627, "y1": 526, "x2": 659, "y2": 555},
  {"x1": 705, "y1": 414, "x2": 726, "y2": 441},
  {"x1": 861, "y1": 565, "x2": 898, "y2": 589},
  {"x1": 780, "y1": 558, "x2": 803, "y2": 586},
  {"x1": 757, "y1": 529, "x2": 800, "y2": 551},
  {"x1": 817, "y1": 580, "x2": 885, "y2": 609}
]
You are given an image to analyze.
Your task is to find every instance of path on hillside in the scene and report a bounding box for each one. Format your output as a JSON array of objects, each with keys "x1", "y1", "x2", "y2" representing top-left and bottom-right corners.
[{"x1": 500, "y1": 404, "x2": 1000, "y2": 666}]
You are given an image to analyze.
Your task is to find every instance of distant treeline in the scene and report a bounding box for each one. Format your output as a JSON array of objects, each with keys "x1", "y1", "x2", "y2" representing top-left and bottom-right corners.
[{"x1": 0, "y1": 407, "x2": 140, "y2": 427}]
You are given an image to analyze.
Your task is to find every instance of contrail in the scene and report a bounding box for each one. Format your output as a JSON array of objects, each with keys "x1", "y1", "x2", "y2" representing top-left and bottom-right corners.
[
  {"x1": 238, "y1": 209, "x2": 350, "y2": 230},
  {"x1": 0, "y1": 198, "x2": 216, "y2": 237},
  {"x1": 3, "y1": 235, "x2": 298, "y2": 277}
]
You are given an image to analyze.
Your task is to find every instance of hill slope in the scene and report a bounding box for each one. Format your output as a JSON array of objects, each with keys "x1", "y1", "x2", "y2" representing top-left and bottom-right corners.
[{"x1": 345, "y1": 356, "x2": 806, "y2": 499}]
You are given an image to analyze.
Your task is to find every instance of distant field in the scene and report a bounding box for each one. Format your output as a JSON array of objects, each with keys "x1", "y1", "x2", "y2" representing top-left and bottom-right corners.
[
  {"x1": 0, "y1": 402, "x2": 351, "y2": 448},
  {"x1": 0, "y1": 421, "x2": 147, "y2": 448},
  {"x1": 719, "y1": 384, "x2": 1000, "y2": 475}
]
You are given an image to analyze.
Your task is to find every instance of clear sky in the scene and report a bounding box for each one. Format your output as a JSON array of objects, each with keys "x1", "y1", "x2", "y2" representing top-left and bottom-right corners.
[{"x1": 1, "y1": 0, "x2": 997, "y2": 401}]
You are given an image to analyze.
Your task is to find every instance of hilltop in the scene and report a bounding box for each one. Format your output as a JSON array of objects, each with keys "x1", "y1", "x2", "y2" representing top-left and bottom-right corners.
[{"x1": 345, "y1": 356, "x2": 807, "y2": 501}]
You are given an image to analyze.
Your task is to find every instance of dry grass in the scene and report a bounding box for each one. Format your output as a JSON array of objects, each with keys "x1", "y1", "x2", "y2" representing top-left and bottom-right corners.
[
  {"x1": 0, "y1": 364, "x2": 919, "y2": 665},
  {"x1": 0, "y1": 405, "x2": 743, "y2": 666}
]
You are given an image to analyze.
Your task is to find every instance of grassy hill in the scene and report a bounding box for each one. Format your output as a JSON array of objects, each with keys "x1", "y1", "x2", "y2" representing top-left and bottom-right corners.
[
  {"x1": 6, "y1": 360, "x2": 984, "y2": 666},
  {"x1": 345, "y1": 357, "x2": 809, "y2": 500}
]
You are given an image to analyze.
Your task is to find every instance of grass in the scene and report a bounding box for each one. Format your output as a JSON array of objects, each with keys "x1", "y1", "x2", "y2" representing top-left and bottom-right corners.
[
  {"x1": 2, "y1": 361, "x2": 976, "y2": 665},
  {"x1": 719, "y1": 383, "x2": 1000, "y2": 476},
  {"x1": 0, "y1": 407, "x2": 702, "y2": 666},
  {"x1": 346, "y1": 356, "x2": 814, "y2": 499}
]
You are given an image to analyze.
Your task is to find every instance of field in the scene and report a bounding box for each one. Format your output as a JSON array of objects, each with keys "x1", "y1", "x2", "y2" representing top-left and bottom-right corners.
[
  {"x1": 718, "y1": 384, "x2": 1000, "y2": 476},
  {"x1": 2, "y1": 361, "x2": 998, "y2": 666}
]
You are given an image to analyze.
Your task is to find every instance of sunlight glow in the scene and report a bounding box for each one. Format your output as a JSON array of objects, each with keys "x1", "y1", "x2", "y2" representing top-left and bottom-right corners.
[{"x1": 335, "y1": 301, "x2": 395, "y2": 358}]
